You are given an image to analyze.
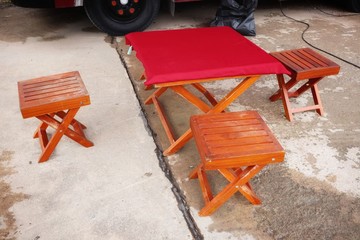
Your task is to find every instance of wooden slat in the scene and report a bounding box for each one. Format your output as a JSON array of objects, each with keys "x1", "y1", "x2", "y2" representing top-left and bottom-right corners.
[
  {"x1": 209, "y1": 142, "x2": 280, "y2": 158},
  {"x1": 292, "y1": 52, "x2": 321, "y2": 69},
  {"x1": 206, "y1": 136, "x2": 274, "y2": 148},
  {"x1": 200, "y1": 124, "x2": 264, "y2": 135},
  {"x1": 271, "y1": 52, "x2": 305, "y2": 72},
  {"x1": 283, "y1": 51, "x2": 314, "y2": 70},
  {"x1": 24, "y1": 89, "x2": 82, "y2": 102},
  {"x1": 203, "y1": 130, "x2": 268, "y2": 141},
  {"x1": 195, "y1": 111, "x2": 256, "y2": 121},
  {"x1": 18, "y1": 71, "x2": 90, "y2": 118},
  {"x1": 21, "y1": 74, "x2": 77, "y2": 86},
  {"x1": 271, "y1": 48, "x2": 340, "y2": 81},
  {"x1": 303, "y1": 48, "x2": 338, "y2": 67},
  {"x1": 22, "y1": 76, "x2": 78, "y2": 90},
  {"x1": 297, "y1": 49, "x2": 327, "y2": 67},
  {"x1": 197, "y1": 119, "x2": 260, "y2": 129},
  {"x1": 190, "y1": 111, "x2": 285, "y2": 165},
  {"x1": 23, "y1": 81, "x2": 80, "y2": 95}
]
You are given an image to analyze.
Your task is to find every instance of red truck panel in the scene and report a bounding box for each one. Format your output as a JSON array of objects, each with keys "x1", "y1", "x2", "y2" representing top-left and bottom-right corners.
[{"x1": 55, "y1": 0, "x2": 76, "y2": 8}]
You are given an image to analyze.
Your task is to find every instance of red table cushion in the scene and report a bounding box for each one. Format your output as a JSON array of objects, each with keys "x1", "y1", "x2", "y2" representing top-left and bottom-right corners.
[{"x1": 125, "y1": 27, "x2": 290, "y2": 86}]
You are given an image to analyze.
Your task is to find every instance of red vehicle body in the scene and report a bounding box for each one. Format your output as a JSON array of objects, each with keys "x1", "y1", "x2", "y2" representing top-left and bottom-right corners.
[{"x1": 11, "y1": 0, "x2": 360, "y2": 36}]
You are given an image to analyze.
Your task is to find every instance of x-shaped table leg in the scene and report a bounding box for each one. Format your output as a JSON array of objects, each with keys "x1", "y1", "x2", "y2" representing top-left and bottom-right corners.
[{"x1": 162, "y1": 76, "x2": 260, "y2": 155}]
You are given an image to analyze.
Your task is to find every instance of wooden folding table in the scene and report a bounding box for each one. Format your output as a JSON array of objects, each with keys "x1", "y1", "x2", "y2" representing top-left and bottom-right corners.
[{"x1": 125, "y1": 27, "x2": 290, "y2": 155}]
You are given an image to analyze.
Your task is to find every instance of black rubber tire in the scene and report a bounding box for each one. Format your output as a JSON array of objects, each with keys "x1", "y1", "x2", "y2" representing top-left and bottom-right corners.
[
  {"x1": 84, "y1": 0, "x2": 160, "y2": 36},
  {"x1": 347, "y1": 0, "x2": 360, "y2": 12}
]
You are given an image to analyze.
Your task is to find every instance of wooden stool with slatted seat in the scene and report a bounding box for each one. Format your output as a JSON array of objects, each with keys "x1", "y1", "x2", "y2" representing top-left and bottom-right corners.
[
  {"x1": 269, "y1": 48, "x2": 340, "y2": 121},
  {"x1": 189, "y1": 111, "x2": 285, "y2": 216},
  {"x1": 18, "y1": 71, "x2": 94, "y2": 163}
]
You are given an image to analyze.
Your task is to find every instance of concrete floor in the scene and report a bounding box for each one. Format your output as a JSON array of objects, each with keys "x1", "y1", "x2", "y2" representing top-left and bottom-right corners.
[
  {"x1": 0, "y1": 5, "x2": 191, "y2": 240},
  {"x1": 118, "y1": 0, "x2": 360, "y2": 239},
  {"x1": 1, "y1": 0, "x2": 360, "y2": 239}
]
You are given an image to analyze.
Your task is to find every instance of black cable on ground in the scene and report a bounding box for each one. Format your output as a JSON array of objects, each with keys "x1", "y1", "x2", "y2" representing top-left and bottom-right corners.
[
  {"x1": 315, "y1": 7, "x2": 360, "y2": 17},
  {"x1": 278, "y1": 1, "x2": 360, "y2": 69}
]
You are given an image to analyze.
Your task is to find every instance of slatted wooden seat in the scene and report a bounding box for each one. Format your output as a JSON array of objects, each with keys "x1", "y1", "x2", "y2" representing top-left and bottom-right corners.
[
  {"x1": 269, "y1": 48, "x2": 340, "y2": 121},
  {"x1": 189, "y1": 111, "x2": 285, "y2": 216},
  {"x1": 18, "y1": 71, "x2": 94, "y2": 163}
]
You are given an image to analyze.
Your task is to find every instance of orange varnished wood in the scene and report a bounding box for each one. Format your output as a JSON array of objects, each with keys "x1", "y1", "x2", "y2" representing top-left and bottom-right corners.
[
  {"x1": 140, "y1": 72, "x2": 154, "y2": 90},
  {"x1": 144, "y1": 75, "x2": 260, "y2": 156},
  {"x1": 144, "y1": 87, "x2": 168, "y2": 105},
  {"x1": 140, "y1": 72, "x2": 146, "y2": 80},
  {"x1": 152, "y1": 96, "x2": 176, "y2": 144},
  {"x1": 191, "y1": 83, "x2": 219, "y2": 107},
  {"x1": 270, "y1": 48, "x2": 340, "y2": 121},
  {"x1": 170, "y1": 85, "x2": 212, "y2": 113},
  {"x1": 18, "y1": 71, "x2": 94, "y2": 163},
  {"x1": 153, "y1": 75, "x2": 252, "y2": 88},
  {"x1": 189, "y1": 111, "x2": 285, "y2": 216},
  {"x1": 18, "y1": 71, "x2": 90, "y2": 119}
]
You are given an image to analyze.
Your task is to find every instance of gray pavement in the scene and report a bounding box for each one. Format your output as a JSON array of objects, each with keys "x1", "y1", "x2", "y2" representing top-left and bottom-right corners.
[
  {"x1": 0, "y1": 6, "x2": 191, "y2": 240},
  {"x1": 1, "y1": 1, "x2": 360, "y2": 240},
  {"x1": 118, "y1": 1, "x2": 360, "y2": 239}
]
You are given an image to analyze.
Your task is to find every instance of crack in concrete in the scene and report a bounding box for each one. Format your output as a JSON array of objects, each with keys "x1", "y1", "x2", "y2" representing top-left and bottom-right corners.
[{"x1": 113, "y1": 36, "x2": 203, "y2": 240}]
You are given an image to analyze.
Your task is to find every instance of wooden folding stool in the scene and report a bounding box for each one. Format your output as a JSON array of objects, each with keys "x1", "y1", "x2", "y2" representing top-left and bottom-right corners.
[
  {"x1": 189, "y1": 111, "x2": 285, "y2": 216},
  {"x1": 18, "y1": 71, "x2": 94, "y2": 163},
  {"x1": 269, "y1": 48, "x2": 340, "y2": 121}
]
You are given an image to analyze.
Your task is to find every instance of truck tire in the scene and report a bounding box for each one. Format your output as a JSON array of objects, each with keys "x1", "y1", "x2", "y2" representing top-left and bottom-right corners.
[
  {"x1": 84, "y1": 0, "x2": 160, "y2": 36},
  {"x1": 347, "y1": 0, "x2": 360, "y2": 12}
]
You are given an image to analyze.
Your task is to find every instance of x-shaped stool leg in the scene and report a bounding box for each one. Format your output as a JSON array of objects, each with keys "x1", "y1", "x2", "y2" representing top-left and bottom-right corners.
[
  {"x1": 189, "y1": 164, "x2": 265, "y2": 216},
  {"x1": 34, "y1": 108, "x2": 94, "y2": 163},
  {"x1": 270, "y1": 74, "x2": 324, "y2": 121}
]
